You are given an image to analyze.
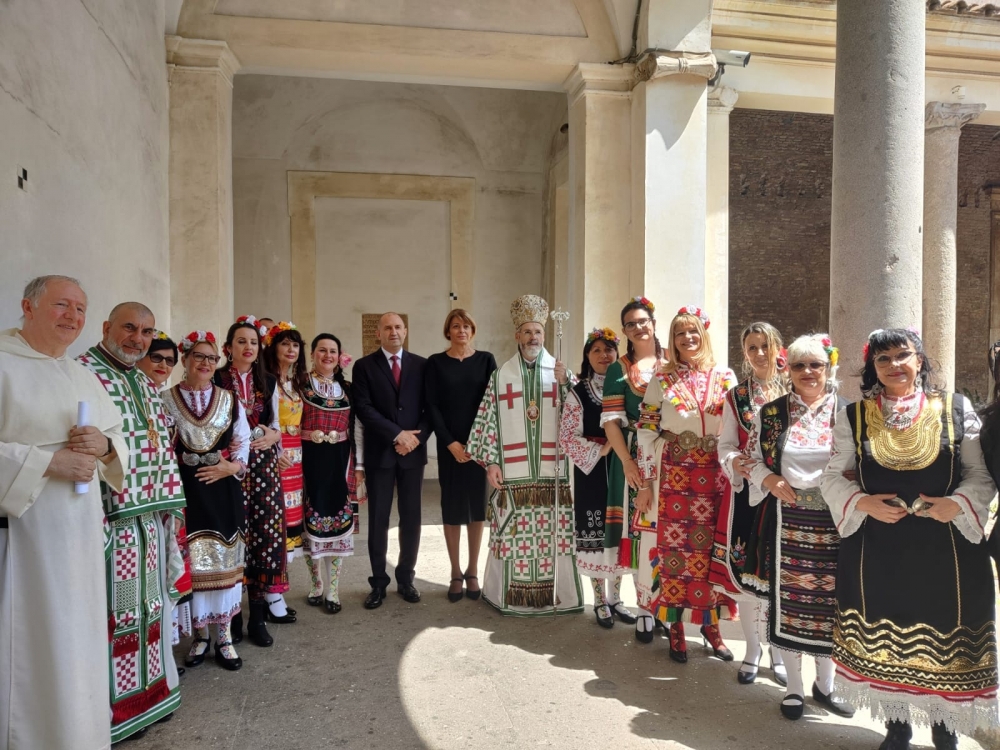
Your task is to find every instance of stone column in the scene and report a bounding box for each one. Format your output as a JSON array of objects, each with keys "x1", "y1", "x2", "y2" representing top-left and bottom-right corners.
[
  {"x1": 166, "y1": 37, "x2": 240, "y2": 345},
  {"x1": 829, "y1": 0, "x2": 925, "y2": 396},
  {"x1": 563, "y1": 64, "x2": 633, "y2": 350},
  {"x1": 706, "y1": 86, "x2": 738, "y2": 367},
  {"x1": 991, "y1": 186, "x2": 1000, "y2": 349},
  {"x1": 923, "y1": 102, "x2": 984, "y2": 390},
  {"x1": 630, "y1": 0, "x2": 715, "y2": 334}
]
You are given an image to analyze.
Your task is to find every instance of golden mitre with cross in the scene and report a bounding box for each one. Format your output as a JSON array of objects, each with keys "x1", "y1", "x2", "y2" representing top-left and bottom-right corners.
[{"x1": 510, "y1": 294, "x2": 549, "y2": 330}]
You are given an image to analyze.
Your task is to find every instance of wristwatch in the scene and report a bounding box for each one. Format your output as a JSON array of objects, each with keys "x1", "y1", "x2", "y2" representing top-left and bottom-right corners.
[{"x1": 101, "y1": 436, "x2": 113, "y2": 458}]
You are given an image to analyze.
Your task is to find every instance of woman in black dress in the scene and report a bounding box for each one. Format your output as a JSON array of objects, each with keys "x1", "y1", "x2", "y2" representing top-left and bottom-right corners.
[{"x1": 425, "y1": 309, "x2": 497, "y2": 602}]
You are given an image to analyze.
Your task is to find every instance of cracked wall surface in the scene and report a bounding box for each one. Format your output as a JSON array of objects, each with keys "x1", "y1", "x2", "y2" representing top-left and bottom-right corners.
[{"x1": 0, "y1": 0, "x2": 170, "y2": 345}]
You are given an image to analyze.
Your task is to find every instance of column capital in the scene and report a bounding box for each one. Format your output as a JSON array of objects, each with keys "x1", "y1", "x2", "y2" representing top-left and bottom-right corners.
[
  {"x1": 563, "y1": 63, "x2": 634, "y2": 106},
  {"x1": 634, "y1": 51, "x2": 718, "y2": 84},
  {"x1": 708, "y1": 85, "x2": 739, "y2": 114},
  {"x1": 924, "y1": 101, "x2": 985, "y2": 132},
  {"x1": 165, "y1": 36, "x2": 241, "y2": 86}
]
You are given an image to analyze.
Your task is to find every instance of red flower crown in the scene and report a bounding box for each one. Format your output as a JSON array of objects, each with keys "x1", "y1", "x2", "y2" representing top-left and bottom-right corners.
[{"x1": 677, "y1": 305, "x2": 710, "y2": 330}]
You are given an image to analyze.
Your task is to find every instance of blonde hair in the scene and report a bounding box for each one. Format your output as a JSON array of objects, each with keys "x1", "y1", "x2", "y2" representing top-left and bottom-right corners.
[
  {"x1": 662, "y1": 313, "x2": 716, "y2": 375},
  {"x1": 443, "y1": 308, "x2": 477, "y2": 340},
  {"x1": 740, "y1": 321, "x2": 786, "y2": 398}
]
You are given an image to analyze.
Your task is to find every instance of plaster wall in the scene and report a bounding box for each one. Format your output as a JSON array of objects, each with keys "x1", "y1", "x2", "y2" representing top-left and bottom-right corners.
[
  {"x1": 0, "y1": 0, "x2": 170, "y2": 346},
  {"x1": 232, "y1": 75, "x2": 566, "y2": 366}
]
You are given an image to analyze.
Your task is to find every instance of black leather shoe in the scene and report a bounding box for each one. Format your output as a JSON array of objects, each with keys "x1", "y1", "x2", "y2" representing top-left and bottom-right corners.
[
  {"x1": 307, "y1": 595, "x2": 323, "y2": 606},
  {"x1": 247, "y1": 601, "x2": 273, "y2": 647},
  {"x1": 265, "y1": 603, "x2": 297, "y2": 624},
  {"x1": 780, "y1": 694, "x2": 804, "y2": 720},
  {"x1": 113, "y1": 726, "x2": 148, "y2": 744},
  {"x1": 594, "y1": 604, "x2": 614, "y2": 629},
  {"x1": 931, "y1": 722, "x2": 958, "y2": 750},
  {"x1": 811, "y1": 682, "x2": 856, "y2": 717},
  {"x1": 184, "y1": 636, "x2": 211, "y2": 667},
  {"x1": 214, "y1": 643, "x2": 243, "y2": 671},
  {"x1": 364, "y1": 588, "x2": 387, "y2": 609},
  {"x1": 324, "y1": 599, "x2": 342, "y2": 614},
  {"x1": 879, "y1": 720, "x2": 913, "y2": 750},
  {"x1": 230, "y1": 610, "x2": 244, "y2": 644},
  {"x1": 609, "y1": 601, "x2": 637, "y2": 624},
  {"x1": 398, "y1": 583, "x2": 421, "y2": 603},
  {"x1": 737, "y1": 658, "x2": 760, "y2": 685},
  {"x1": 634, "y1": 615, "x2": 655, "y2": 644}
]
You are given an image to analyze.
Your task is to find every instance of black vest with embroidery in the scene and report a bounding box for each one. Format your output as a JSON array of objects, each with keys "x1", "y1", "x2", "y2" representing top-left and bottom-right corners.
[
  {"x1": 759, "y1": 394, "x2": 848, "y2": 481},
  {"x1": 573, "y1": 379, "x2": 605, "y2": 440},
  {"x1": 845, "y1": 393, "x2": 962, "y2": 504}
]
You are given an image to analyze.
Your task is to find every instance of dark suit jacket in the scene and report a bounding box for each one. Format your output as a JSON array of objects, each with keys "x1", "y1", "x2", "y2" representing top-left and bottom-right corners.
[{"x1": 351, "y1": 348, "x2": 430, "y2": 470}]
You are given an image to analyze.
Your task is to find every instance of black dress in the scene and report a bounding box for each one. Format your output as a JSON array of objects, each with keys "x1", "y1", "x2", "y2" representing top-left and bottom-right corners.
[{"x1": 425, "y1": 350, "x2": 497, "y2": 525}]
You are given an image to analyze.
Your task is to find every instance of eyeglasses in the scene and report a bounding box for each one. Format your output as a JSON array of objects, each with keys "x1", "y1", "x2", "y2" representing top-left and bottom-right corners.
[
  {"x1": 874, "y1": 351, "x2": 916, "y2": 368},
  {"x1": 623, "y1": 319, "x2": 653, "y2": 332},
  {"x1": 790, "y1": 361, "x2": 827, "y2": 372},
  {"x1": 189, "y1": 353, "x2": 221, "y2": 365},
  {"x1": 148, "y1": 353, "x2": 177, "y2": 367}
]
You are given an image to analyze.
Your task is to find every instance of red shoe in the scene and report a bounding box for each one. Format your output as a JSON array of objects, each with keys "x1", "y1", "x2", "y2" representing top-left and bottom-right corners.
[
  {"x1": 669, "y1": 621, "x2": 688, "y2": 664},
  {"x1": 700, "y1": 624, "x2": 734, "y2": 661}
]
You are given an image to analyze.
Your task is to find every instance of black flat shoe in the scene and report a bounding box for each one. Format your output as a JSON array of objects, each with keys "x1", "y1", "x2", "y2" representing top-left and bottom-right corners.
[
  {"x1": 324, "y1": 599, "x2": 342, "y2": 614},
  {"x1": 265, "y1": 604, "x2": 297, "y2": 624},
  {"x1": 398, "y1": 583, "x2": 421, "y2": 603},
  {"x1": 811, "y1": 682, "x2": 856, "y2": 717},
  {"x1": 780, "y1": 694, "x2": 804, "y2": 720},
  {"x1": 464, "y1": 574, "x2": 481, "y2": 601},
  {"x1": 247, "y1": 600, "x2": 273, "y2": 647},
  {"x1": 364, "y1": 588, "x2": 387, "y2": 609},
  {"x1": 594, "y1": 603, "x2": 614, "y2": 629},
  {"x1": 634, "y1": 615, "x2": 655, "y2": 644},
  {"x1": 608, "y1": 601, "x2": 637, "y2": 624},
  {"x1": 879, "y1": 720, "x2": 913, "y2": 750},
  {"x1": 307, "y1": 594, "x2": 323, "y2": 606},
  {"x1": 113, "y1": 726, "x2": 148, "y2": 744},
  {"x1": 737, "y1": 658, "x2": 760, "y2": 685},
  {"x1": 230, "y1": 610, "x2": 244, "y2": 644},
  {"x1": 214, "y1": 643, "x2": 243, "y2": 671},
  {"x1": 448, "y1": 578, "x2": 465, "y2": 603},
  {"x1": 931, "y1": 722, "x2": 958, "y2": 750},
  {"x1": 184, "y1": 636, "x2": 211, "y2": 667},
  {"x1": 176, "y1": 667, "x2": 186, "y2": 676}
]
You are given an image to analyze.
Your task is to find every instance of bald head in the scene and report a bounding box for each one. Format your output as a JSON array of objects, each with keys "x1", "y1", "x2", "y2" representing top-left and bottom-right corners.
[
  {"x1": 377, "y1": 312, "x2": 407, "y2": 354},
  {"x1": 102, "y1": 301, "x2": 156, "y2": 366}
]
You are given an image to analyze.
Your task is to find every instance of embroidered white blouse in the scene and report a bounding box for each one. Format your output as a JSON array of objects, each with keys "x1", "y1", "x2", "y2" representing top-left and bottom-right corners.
[
  {"x1": 747, "y1": 392, "x2": 837, "y2": 507},
  {"x1": 718, "y1": 376, "x2": 771, "y2": 491},
  {"x1": 559, "y1": 374, "x2": 605, "y2": 475}
]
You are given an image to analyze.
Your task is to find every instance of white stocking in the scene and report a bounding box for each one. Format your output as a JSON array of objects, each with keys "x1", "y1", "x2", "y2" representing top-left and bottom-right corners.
[
  {"x1": 816, "y1": 656, "x2": 836, "y2": 695},
  {"x1": 265, "y1": 591, "x2": 289, "y2": 617},
  {"x1": 740, "y1": 598, "x2": 762, "y2": 666},
  {"x1": 775, "y1": 648, "x2": 804, "y2": 701}
]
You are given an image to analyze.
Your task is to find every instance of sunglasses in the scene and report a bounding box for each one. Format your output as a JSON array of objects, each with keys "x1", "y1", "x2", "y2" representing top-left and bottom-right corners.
[
  {"x1": 148, "y1": 353, "x2": 177, "y2": 367},
  {"x1": 874, "y1": 351, "x2": 916, "y2": 368},
  {"x1": 790, "y1": 361, "x2": 827, "y2": 372}
]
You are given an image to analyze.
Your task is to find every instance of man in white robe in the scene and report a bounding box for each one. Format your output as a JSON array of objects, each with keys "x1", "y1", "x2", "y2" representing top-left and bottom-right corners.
[{"x1": 0, "y1": 276, "x2": 127, "y2": 750}]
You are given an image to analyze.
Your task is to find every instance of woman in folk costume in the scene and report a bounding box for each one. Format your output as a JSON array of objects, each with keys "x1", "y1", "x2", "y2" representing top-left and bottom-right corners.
[
  {"x1": 467, "y1": 294, "x2": 582, "y2": 615},
  {"x1": 635, "y1": 306, "x2": 737, "y2": 663},
  {"x1": 263, "y1": 322, "x2": 308, "y2": 621},
  {"x1": 137, "y1": 333, "x2": 192, "y2": 653},
  {"x1": 559, "y1": 328, "x2": 634, "y2": 629},
  {"x1": 710, "y1": 322, "x2": 788, "y2": 687},
  {"x1": 301, "y1": 333, "x2": 362, "y2": 614},
  {"x1": 602, "y1": 297, "x2": 665, "y2": 642},
  {"x1": 743, "y1": 334, "x2": 855, "y2": 721},
  {"x1": 823, "y1": 329, "x2": 997, "y2": 750},
  {"x1": 162, "y1": 331, "x2": 250, "y2": 671},
  {"x1": 215, "y1": 316, "x2": 290, "y2": 647}
]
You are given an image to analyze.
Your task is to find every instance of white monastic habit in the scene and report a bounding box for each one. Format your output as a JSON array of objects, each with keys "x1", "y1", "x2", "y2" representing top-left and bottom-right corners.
[{"x1": 0, "y1": 329, "x2": 127, "y2": 750}]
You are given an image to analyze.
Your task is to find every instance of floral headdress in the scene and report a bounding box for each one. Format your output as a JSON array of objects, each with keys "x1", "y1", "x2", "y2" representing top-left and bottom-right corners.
[
  {"x1": 262, "y1": 321, "x2": 297, "y2": 347},
  {"x1": 339, "y1": 353, "x2": 353, "y2": 369},
  {"x1": 586, "y1": 327, "x2": 620, "y2": 346},
  {"x1": 180, "y1": 330, "x2": 216, "y2": 353},
  {"x1": 154, "y1": 330, "x2": 170, "y2": 341},
  {"x1": 631, "y1": 296, "x2": 655, "y2": 313},
  {"x1": 819, "y1": 335, "x2": 839, "y2": 367},
  {"x1": 776, "y1": 347, "x2": 788, "y2": 373},
  {"x1": 235, "y1": 314, "x2": 266, "y2": 338},
  {"x1": 677, "y1": 305, "x2": 710, "y2": 330}
]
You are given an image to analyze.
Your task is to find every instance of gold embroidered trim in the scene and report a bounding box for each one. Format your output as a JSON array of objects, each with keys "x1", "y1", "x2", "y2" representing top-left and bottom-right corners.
[
  {"x1": 167, "y1": 387, "x2": 234, "y2": 453},
  {"x1": 864, "y1": 396, "x2": 943, "y2": 471}
]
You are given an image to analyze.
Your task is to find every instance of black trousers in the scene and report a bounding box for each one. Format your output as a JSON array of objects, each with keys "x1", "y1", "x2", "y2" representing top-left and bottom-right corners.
[{"x1": 366, "y1": 465, "x2": 424, "y2": 590}]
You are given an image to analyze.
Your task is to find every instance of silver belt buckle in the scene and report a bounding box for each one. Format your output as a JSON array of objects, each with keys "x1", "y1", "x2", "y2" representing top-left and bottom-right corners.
[{"x1": 251, "y1": 426, "x2": 266, "y2": 440}]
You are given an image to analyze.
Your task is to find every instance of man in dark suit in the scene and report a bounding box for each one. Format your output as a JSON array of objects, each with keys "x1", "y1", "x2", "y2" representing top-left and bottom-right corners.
[{"x1": 352, "y1": 312, "x2": 430, "y2": 608}]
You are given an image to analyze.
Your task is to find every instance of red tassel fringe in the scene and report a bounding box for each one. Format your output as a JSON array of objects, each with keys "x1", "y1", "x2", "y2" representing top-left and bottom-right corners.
[{"x1": 111, "y1": 678, "x2": 169, "y2": 725}]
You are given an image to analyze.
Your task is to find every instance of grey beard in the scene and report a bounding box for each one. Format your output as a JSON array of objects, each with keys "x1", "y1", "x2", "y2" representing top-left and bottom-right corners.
[
  {"x1": 520, "y1": 344, "x2": 542, "y2": 361},
  {"x1": 105, "y1": 339, "x2": 145, "y2": 365}
]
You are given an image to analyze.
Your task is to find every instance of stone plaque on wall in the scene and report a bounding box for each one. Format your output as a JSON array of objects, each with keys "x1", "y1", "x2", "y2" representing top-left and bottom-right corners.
[{"x1": 362, "y1": 313, "x2": 409, "y2": 356}]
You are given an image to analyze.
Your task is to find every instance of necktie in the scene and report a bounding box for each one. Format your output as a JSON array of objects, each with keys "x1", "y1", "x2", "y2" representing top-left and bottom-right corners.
[{"x1": 391, "y1": 355, "x2": 401, "y2": 387}]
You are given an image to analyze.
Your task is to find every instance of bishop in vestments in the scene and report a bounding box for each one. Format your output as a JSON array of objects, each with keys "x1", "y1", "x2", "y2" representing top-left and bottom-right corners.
[{"x1": 467, "y1": 295, "x2": 582, "y2": 616}]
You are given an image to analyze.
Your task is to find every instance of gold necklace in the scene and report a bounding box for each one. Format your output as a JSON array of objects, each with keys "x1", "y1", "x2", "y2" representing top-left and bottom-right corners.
[{"x1": 864, "y1": 396, "x2": 943, "y2": 471}]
